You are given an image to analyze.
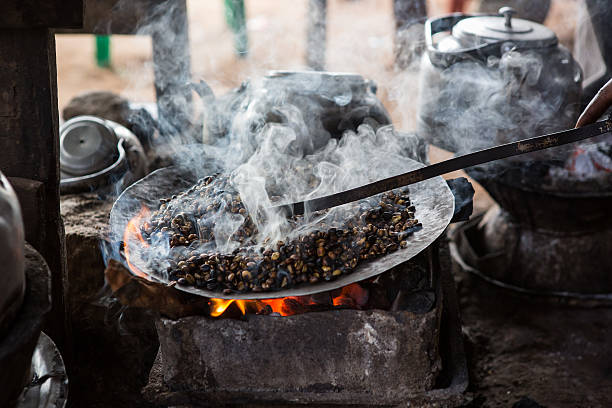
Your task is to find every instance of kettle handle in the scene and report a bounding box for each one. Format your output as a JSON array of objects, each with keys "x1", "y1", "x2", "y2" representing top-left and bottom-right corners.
[{"x1": 425, "y1": 14, "x2": 504, "y2": 68}]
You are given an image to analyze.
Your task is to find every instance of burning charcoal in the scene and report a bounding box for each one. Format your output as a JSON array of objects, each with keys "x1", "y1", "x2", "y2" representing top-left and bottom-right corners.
[
  {"x1": 391, "y1": 290, "x2": 435, "y2": 314},
  {"x1": 256, "y1": 304, "x2": 273, "y2": 315}
]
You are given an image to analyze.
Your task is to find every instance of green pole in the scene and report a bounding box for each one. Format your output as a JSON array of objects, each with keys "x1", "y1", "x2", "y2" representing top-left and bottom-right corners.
[
  {"x1": 224, "y1": 0, "x2": 248, "y2": 57},
  {"x1": 95, "y1": 35, "x2": 111, "y2": 68}
]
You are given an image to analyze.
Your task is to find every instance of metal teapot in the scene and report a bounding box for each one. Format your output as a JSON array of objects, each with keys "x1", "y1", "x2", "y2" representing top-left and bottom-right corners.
[
  {"x1": 59, "y1": 116, "x2": 148, "y2": 194},
  {"x1": 417, "y1": 7, "x2": 583, "y2": 155},
  {"x1": 192, "y1": 71, "x2": 392, "y2": 155}
]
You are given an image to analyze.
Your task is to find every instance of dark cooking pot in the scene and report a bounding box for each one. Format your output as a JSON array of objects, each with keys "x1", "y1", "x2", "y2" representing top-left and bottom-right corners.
[
  {"x1": 192, "y1": 70, "x2": 392, "y2": 151},
  {"x1": 467, "y1": 163, "x2": 612, "y2": 233}
]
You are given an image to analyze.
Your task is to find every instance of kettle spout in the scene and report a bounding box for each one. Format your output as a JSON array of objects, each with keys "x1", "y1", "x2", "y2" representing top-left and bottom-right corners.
[
  {"x1": 191, "y1": 79, "x2": 216, "y2": 102},
  {"x1": 190, "y1": 80, "x2": 219, "y2": 144}
]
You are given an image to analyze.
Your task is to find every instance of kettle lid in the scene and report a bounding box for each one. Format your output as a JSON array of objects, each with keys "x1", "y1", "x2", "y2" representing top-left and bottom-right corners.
[
  {"x1": 453, "y1": 6, "x2": 557, "y2": 49},
  {"x1": 60, "y1": 116, "x2": 119, "y2": 177}
]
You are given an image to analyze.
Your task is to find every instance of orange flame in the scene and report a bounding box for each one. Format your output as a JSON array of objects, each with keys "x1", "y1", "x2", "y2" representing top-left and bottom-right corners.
[
  {"x1": 210, "y1": 298, "x2": 247, "y2": 317},
  {"x1": 123, "y1": 206, "x2": 150, "y2": 278},
  {"x1": 333, "y1": 283, "x2": 369, "y2": 308},
  {"x1": 209, "y1": 283, "x2": 369, "y2": 318}
]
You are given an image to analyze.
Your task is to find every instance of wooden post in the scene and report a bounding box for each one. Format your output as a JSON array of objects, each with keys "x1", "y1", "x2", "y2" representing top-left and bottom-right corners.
[
  {"x1": 0, "y1": 0, "x2": 83, "y2": 356},
  {"x1": 150, "y1": 0, "x2": 192, "y2": 136},
  {"x1": 306, "y1": 0, "x2": 327, "y2": 71},
  {"x1": 60, "y1": 0, "x2": 193, "y2": 137},
  {"x1": 393, "y1": 0, "x2": 428, "y2": 69}
]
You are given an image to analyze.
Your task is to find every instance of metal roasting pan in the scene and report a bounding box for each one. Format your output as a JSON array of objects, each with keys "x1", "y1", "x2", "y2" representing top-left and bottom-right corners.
[{"x1": 110, "y1": 162, "x2": 455, "y2": 299}]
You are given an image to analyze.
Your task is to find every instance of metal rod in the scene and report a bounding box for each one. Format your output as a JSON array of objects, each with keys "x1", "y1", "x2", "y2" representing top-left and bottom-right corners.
[{"x1": 277, "y1": 119, "x2": 612, "y2": 216}]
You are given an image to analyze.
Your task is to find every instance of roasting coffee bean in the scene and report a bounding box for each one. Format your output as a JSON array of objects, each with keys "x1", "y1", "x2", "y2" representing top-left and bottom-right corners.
[{"x1": 141, "y1": 174, "x2": 420, "y2": 294}]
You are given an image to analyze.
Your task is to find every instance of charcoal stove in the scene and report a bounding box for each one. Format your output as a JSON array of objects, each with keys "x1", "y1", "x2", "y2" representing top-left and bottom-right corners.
[
  {"x1": 142, "y1": 247, "x2": 467, "y2": 407},
  {"x1": 106, "y1": 163, "x2": 471, "y2": 406},
  {"x1": 94, "y1": 66, "x2": 473, "y2": 405},
  {"x1": 106, "y1": 231, "x2": 468, "y2": 407}
]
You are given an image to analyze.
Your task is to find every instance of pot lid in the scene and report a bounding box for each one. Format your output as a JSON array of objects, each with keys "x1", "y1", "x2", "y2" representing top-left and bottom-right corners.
[
  {"x1": 264, "y1": 71, "x2": 372, "y2": 106},
  {"x1": 453, "y1": 7, "x2": 557, "y2": 49},
  {"x1": 60, "y1": 116, "x2": 119, "y2": 177},
  {"x1": 265, "y1": 70, "x2": 369, "y2": 93}
]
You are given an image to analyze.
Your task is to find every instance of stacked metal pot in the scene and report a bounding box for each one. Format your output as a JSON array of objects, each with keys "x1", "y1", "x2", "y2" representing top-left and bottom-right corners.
[{"x1": 0, "y1": 172, "x2": 25, "y2": 337}]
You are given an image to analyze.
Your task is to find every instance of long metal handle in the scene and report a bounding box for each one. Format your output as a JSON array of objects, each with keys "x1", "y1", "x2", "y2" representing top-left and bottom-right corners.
[{"x1": 276, "y1": 119, "x2": 612, "y2": 216}]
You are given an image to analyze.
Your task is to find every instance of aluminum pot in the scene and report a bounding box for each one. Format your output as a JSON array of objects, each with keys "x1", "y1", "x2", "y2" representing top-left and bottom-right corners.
[
  {"x1": 476, "y1": 0, "x2": 551, "y2": 24},
  {"x1": 193, "y1": 70, "x2": 392, "y2": 153}
]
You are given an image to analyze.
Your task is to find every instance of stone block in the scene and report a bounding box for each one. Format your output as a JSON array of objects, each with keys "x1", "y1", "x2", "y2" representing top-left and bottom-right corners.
[{"x1": 152, "y1": 305, "x2": 442, "y2": 406}]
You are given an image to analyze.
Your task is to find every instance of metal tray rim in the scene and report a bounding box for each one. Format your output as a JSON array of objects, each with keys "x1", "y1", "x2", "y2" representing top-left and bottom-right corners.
[{"x1": 110, "y1": 162, "x2": 455, "y2": 300}]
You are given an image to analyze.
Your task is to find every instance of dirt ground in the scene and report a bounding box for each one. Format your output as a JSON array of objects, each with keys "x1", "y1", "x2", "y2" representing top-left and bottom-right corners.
[
  {"x1": 55, "y1": 1, "x2": 612, "y2": 407},
  {"x1": 456, "y1": 266, "x2": 612, "y2": 407}
]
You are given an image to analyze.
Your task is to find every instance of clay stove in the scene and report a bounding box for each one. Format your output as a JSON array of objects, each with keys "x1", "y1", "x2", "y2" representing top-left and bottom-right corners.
[
  {"x1": 106, "y1": 231, "x2": 467, "y2": 407},
  {"x1": 106, "y1": 164, "x2": 471, "y2": 406}
]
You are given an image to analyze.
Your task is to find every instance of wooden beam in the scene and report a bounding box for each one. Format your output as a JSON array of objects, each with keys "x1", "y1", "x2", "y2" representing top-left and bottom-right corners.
[
  {"x1": 306, "y1": 0, "x2": 327, "y2": 71},
  {"x1": 393, "y1": 0, "x2": 427, "y2": 68},
  {"x1": 0, "y1": 28, "x2": 69, "y2": 354},
  {"x1": 0, "y1": 0, "x2": 82, "y2": 29},
  {"x1": 6, "y1": 178, "x2": 45, "y2": 250}
]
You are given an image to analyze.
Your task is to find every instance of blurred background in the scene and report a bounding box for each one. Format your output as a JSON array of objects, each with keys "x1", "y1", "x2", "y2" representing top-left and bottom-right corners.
[{"x1": 55, "y1": 0, "x2": 579, "y2": 132}]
